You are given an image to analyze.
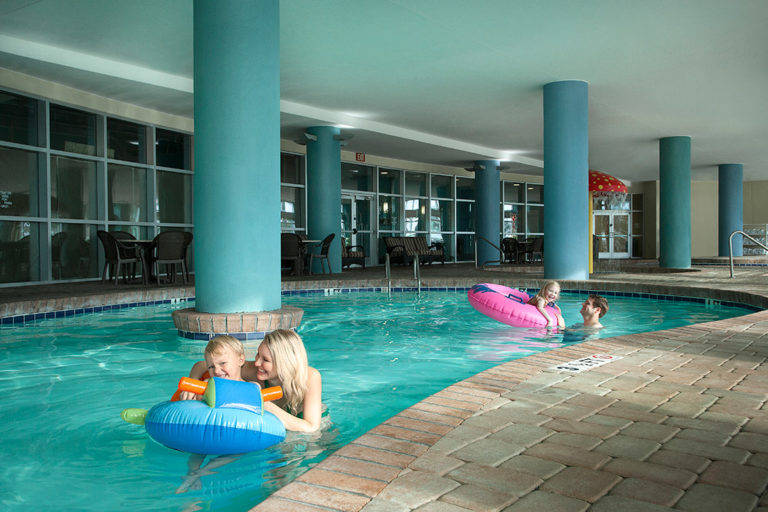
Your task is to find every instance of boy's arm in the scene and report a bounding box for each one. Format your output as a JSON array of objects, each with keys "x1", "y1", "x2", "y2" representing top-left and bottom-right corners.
[{"x1": 178, "y1": 360, "x2": 209, "y2": 400}]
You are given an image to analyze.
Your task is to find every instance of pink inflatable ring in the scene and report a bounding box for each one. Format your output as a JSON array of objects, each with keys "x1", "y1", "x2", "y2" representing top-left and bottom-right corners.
[{"x1": 468, "y1": 283, "x2": 559, "y2": 328}]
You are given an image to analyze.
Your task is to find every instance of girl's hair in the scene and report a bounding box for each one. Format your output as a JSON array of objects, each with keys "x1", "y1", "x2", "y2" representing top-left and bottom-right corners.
[
  {"x1": 205, "y1": 335, "x2": 244, "y2": 358},
  {"x1": 263, "y1": 329, "x2": 308, "y2": 415},
  {"x1": 534, "y1": 280, "x2": 561, "y2": 301}
]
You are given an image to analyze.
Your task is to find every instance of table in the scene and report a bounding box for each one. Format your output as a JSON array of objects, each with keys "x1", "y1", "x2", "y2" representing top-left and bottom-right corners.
[{"x1": 118, "y1": 239, "x2": 155, "y2": 283}]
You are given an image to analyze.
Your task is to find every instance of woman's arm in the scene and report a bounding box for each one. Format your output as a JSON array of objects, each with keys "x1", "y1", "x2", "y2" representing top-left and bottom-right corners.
[{"x1": 264, "y1": 367, "x2": 322, "y2": 432}]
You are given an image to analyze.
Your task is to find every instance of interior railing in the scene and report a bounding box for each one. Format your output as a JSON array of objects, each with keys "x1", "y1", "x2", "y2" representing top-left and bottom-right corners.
[
  {"x1": 474, "y1": 236, "x2": 504, "y2": 269},
  {"x1": 729, "y1": 230, "x2": 768, "y2": 278}
]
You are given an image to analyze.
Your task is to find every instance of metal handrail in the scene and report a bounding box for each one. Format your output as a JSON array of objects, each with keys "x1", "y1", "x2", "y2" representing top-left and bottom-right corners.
[
  {"x1": 413, "y1": 253, "x2": 421, "y2": 296},
  {"x1": 385, "y1": 252, "x2": 391, "y2": 297},
  {"x1": 729, "y1": 230, "x2": 768, "y2": 278},
  {"x1": 474, "y1": 236, "x2": 504, "y2": 269}
]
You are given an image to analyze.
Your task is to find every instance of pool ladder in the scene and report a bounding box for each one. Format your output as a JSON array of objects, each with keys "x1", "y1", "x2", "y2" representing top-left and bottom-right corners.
[
  {"x1": 729, "y1": 230, "x2": 768, "y2": 278},
  {"x1": 385, "y1": 253, "x2": 421, "y2": 297}
]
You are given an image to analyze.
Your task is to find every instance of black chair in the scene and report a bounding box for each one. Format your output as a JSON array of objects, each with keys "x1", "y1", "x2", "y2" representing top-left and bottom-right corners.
[
  {"x1": 181, "y1": 231, "x2": 194, "y2": 282},
  {"x1": 341, "y1": 237, "x2": 366, "y2": 269},
  {"x1": 501, "y1": 237, "x2": 521, "y2": 264},
  {"x1": 97, "y1": 230, "x2": 140, "y2": 285},
  {"x1": 150, "y1": 231, "x2": 189, "y2": 286},
  {"x1": 529, "y1": 237, "x2": 544, "y2": 264},
  {"x1": 309, "y1": 233, "x2": 335, "y2": 274},
  {"x1": 281, "y1": 233, "x2": 304, "y2": 276}
]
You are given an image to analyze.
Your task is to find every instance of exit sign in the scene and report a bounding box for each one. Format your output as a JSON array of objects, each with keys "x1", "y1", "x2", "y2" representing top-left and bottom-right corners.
[{"x1": 355, "y1": 152, "x2": 365, "y2": 162}]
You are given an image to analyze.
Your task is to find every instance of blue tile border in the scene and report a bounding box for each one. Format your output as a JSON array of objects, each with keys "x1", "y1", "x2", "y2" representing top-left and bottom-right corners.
[{"x1": 1, "y1": 284, "x2": 761, "y2": 328}]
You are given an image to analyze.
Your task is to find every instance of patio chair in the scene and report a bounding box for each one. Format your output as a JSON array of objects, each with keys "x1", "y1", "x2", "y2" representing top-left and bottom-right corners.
[
  {"x1": 97, "y1": 230, "x2": 140, "y2": 285},
  {"x1": 501, "y1": 237, "x2": 522, "y2": 264},
  {"x1": 309, "y1": 233, "x2": 335, "y2": 274},
  {"x1": 150, "y1": 230, "x2": 189, "y2": 286},
  {"x1": 281, "y1": 233, "x2": 304, "y2": 276},
  {"x1": 181, "y1": 231, "x2": 194, "y2": 282},
  {"x1": 341, "y1": 237, "x2": 366, "y2": 269},
  {"x1": 529, "y1": 237, "x2": 544, "y2": 264}
]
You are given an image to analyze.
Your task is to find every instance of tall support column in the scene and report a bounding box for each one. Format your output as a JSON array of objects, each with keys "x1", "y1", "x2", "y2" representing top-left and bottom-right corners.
[
  {"x1": 718, "y1": 163, "x2": 743, "y2": 257},
  {"x1": 659, "y1": 136, "x2": 691, "y2": 268},
  {"x1": 306, "y1": 126, "x2": 341, "y2": 274},
  {"x1": 475, "y1": 159, "x2": 501, "y2": 266},
  {"x1": 193, "y1": 0, "x2": 281, "y2": 313},
  {"x1": 543, "y1": 80, "x2": 589, "y2": 280}
]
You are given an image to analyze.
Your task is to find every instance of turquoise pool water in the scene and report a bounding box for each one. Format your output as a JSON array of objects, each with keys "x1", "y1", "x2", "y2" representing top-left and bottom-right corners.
[{"x1": 0, "y1": 291, "x2": 755, "y2": 511}]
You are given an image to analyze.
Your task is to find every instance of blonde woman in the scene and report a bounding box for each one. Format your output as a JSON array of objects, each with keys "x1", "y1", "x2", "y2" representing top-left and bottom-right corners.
[{"x1": 184, "y1": 329, "x2": 322, "y2": 432}]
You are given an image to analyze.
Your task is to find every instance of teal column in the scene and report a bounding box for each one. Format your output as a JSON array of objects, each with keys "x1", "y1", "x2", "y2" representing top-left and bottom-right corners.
[
  {"x1": 718, "y1": 163, "x2": 743, "y2": 256},
  {"x1": 306, "y1": 126, "x2": 341, "y2": 273},
  {"x1": 474, "y1": 160, "x2": 501, "y2": 266},
  {"x1": 543, "y1": 80, "x2": 589, "y2": 280},
  {"x1": 193, "y1": 0, "x2": 281, "y2": 313},
  {"x1": 659, "y1": 137, "x2": 691, "y2": 268}
]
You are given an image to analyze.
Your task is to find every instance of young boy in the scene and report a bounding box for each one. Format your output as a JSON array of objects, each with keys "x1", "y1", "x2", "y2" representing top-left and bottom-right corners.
[{"x1": 203, "y1": 334, "x2": 246, "y2": 381}]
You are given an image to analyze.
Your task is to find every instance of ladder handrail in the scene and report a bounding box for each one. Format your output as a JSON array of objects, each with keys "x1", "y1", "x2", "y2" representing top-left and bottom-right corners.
[
  {"x1": 729, "y1": 230, "x2": 768, "y2": 278},
  {"x1": 384, "y1": 251, "x2": 420, "y2": 295},
  {"x1": 474, "y1": 236, "x2": 504, "y2": 269}
]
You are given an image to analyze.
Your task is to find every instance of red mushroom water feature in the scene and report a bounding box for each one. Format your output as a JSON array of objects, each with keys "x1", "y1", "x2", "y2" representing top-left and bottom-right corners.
[{"x1": 588, "y1": 170, "x2": 628, "y2": 272}]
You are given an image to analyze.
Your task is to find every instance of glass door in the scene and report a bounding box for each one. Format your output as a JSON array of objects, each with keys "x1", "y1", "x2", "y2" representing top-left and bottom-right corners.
[
  {"x1": 341, "y1": 194, "x2": 374, "y2": 266},
  {"x1": 595, "y1": 211, "x2": 630, "y2": 259}
]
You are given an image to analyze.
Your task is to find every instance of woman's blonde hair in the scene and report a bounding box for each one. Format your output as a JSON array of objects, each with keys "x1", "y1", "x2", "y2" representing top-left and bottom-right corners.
[
  {"x1": 263, "y1": 329, "x2": 308, "y2": 415},
  {"x1": 205, "y1": 335, "x2": 244, "y2": 358}
]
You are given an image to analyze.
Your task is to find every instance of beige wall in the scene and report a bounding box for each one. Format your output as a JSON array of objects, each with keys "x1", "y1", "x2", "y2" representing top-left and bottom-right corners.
[
  {"x1": 691, "y1": 181, "x2": 718, "y2": 258},
  {"x1": 744, "y1": 180, "x2": 768, "y2": 224}
]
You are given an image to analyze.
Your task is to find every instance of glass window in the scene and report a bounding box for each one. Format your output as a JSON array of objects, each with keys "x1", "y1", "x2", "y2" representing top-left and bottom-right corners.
[
  {"x1": 0, "y1": 147, "x2": 40, "y2": 217},
  {"x1": 379, "y1": 196, "x2": 401, "y2": 232},
  {"x1": 50, "y1": 156, "x2": 97, "y2": 220},
  {"x1": 456, "y1": 202, "x2": 474, "y2": 232},
  {"x1": 109, "y1": 224, "x2": 150, "y2": 240},
  {"x1": 281, "y1": 153, "x2": 305, "y2": 185},
  {"x1": 431, "y1": 199, "x2": 452, "y2": 233},
  {"x1": 632, "y1": 212, "x2": 643, "y2": 235},
  {"x1": 456, "y1": 177, "x2": 474, "y2": 200},
  {"x1": 431, "y1": 175, "x2": 452, "y2": 199},
  {"x1": 632, "y1": 236, "x2": 643, "y2": 258},
  {"x1": 51, "y1": 223, "x2": 98, "y2": 280},
  {"x1": 404, "y1": 197, "x2": 426, "y2": 233},
  {"x1": 156, "y1": 128, "x2": 191, "y2": 170},
  {"x1": 405, "y1": 172, "x2": 427, "y2": 196},
  {"x1": 0, "y1": 220, "x2": 39, "y2": 283},
  {"x1": 281, "y1": 186, "x2": 304, "y2": 231},
  {"x1": 526, "y1": 184, "x2": 543, "y2": 203},
  {"x1": 503, "y1": 204, "x2": 522, "y2": 237},
  {"x1": 0, "y1": 91, "x2": 39, "y2": 146},
  {"x1": 108, "y1": 164, "x2": 147, "y2": 222},
  {"x1": 108, "y1": 117, "x2": 146, "y2": 163},
  {"x1": 527, "y1": 205, "x2": 544, "y2": 233},
  {"x1": 631, "y1": 193, "x2": 643, "y2": 210},
  {"x1": 456, "y1": 233, "x2": 475, "y2": 261},
  {"x1": 50, "y1": 104, "x2": 97, "y2": 156},
  {"x1": 156, "y1": 170, "x2": 192, "y2": 223},
  {"x1": 436, "y1": 233, "x2": 453, "y2": 261},
  {"x1": 504, "y1": 182, "x2": 524, "y2": 203},
  {"x1": 341, "y1": 162, "x2": 373, "y2": 191},
  {"x1": 379, "y1": 168, "x2": 400, "y2": 194}
]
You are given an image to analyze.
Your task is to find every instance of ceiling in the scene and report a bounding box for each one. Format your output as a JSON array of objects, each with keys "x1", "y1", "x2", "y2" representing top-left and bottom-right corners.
[{"x1": 1, "y1": 0, "x2": 767, "y2": 182}]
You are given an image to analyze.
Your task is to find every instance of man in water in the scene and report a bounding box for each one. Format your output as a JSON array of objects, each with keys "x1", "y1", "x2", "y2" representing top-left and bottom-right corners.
[{"x1": 580, "y1": 294, "x2": 609, "y2": 328}]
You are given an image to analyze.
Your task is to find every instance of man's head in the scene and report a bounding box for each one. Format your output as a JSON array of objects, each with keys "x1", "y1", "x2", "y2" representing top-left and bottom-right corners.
[{"x1": 580, "y1": 294, "x2": 608, "y2": 323}]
